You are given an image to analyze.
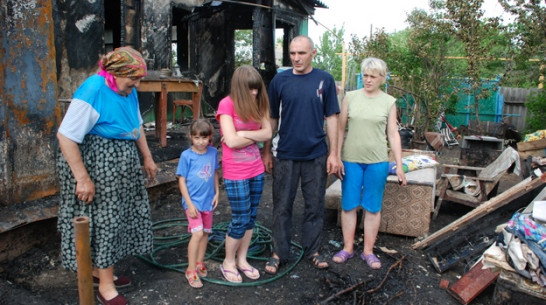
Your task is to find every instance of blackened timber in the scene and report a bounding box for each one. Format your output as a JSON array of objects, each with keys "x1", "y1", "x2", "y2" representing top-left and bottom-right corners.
[
  {"x1": 194, "y1": 10, "x2": 231, "y2": 108},
  {"x1": 412, "y1": 177, "x2": 544, "y2": 250},
  {"x1": 123, "y1": 0, "x2": 141, "y2": 48},
  {"x1": 65, "y1": 0, "x2": 103, "y2": 69},
  {"x1": 252, "y1": 1, "x2": 276, "y2": 85},
  {"x1": 142, "y1": 0, "x2": 171, "y2": 70}
]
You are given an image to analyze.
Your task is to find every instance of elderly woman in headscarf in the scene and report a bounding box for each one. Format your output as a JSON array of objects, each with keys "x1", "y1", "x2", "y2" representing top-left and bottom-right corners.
[{"x1": 57, "y1": 46, "x2": 157, "y2": 305}]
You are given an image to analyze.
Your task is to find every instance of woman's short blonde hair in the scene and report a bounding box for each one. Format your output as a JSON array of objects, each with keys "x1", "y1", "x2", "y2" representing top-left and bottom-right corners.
[{"x1": 361, "y1": 57, "x2": 387, "y2": 79}]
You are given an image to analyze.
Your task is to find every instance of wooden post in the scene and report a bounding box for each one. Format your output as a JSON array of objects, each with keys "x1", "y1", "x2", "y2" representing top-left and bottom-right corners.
[
  {"x1": 539, "y1": 64, "x2": 544, "y2": 89},
  {"x1": 341, "y1": 41, "x2": 347, "y2": 92},
  {"x1": 73, "y1": 216, "x2": 94, "y2": 305}
]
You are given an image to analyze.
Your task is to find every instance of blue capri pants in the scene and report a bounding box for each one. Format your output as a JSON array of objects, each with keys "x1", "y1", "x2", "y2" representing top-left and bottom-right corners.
[
  {"x1": 224, "y1": 173, "x2": 265, "y2": 239},
  {"x1": 341, "y1": 161, "x2": 389, "y2": 213}
]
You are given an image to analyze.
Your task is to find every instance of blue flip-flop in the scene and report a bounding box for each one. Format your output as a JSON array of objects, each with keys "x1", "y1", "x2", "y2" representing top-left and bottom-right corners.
[{"x1": 332, "y1": 250, "x2": 354, "y2": 263}]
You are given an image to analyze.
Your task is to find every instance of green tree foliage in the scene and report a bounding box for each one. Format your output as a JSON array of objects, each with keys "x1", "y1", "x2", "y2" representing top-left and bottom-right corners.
[
  {"x1": 499, "y1": 0, "x2": 546, "y2": 131},
  {"x1": 324, "y1": 0, "x2": 543, "y2": 135},
  {"x1": 526, "y1": 88, "x2": 546, "y2": 131},
  {"x1": 235, "y1": 29, "x2": 253, "y2": 67},
  {"x1": 498, "y1": 22, "x2": 542, "y2": 88},
  {"x1": 348, "y1": 9, "x2": 460, "y2": 137},
  {"x1": 346, "y1": 0, "x2": 522, "y2": 137},
  {"x1": 400, "y1": 6, "x2": 461, "y2": 137},
  {"x1": 349, "y1": 28, "x2": 391, "y2": 63},
  {"x1": 499, "y1": 0, "x2": 546, "y2": 67},
  {"x1": 444, "y1": 0, "x2": 503, "y2": 128},
  {"x1": 314, "y1": 26, "x2": 345, "y2": 80},
  {"x1": 348, "y1": 29, "x2": 392, "y2": 90}
]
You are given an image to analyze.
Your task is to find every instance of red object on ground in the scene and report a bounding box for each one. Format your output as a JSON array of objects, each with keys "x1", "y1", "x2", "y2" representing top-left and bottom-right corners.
[
  {"x1": 439, "y1": 279, "x2": 451, "y2": 289},
  {"x1": 447, "y1": 260, "x2": 500, "y2": 304}
]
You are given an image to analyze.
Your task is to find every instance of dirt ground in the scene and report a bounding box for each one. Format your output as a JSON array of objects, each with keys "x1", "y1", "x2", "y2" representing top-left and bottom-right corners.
[{"x1": 0, "y1": 125, "x2": 534, "y2": 305}]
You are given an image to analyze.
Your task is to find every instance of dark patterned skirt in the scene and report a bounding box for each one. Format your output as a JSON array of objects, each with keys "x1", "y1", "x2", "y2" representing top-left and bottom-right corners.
[{"x1": 57, "y1": 134, "x2": 153, "y2": 271}]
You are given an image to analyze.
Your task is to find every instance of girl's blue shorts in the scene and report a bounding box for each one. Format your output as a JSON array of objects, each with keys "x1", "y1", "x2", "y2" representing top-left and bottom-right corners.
[{"x1": 341, "y1": 161, "x2": 389, "y2": 213}]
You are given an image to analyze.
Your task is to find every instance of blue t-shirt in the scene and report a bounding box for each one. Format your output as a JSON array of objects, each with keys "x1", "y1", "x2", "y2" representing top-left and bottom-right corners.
[
  {"x1": 58, "y1": 75, "x2": 143, "y2": 143},
  {"x1": 176, "y1": 146, "x2": 219, "y2": 211},
  {"x1": 267, "y1": 68, "x2": 339, "y2": 160}
]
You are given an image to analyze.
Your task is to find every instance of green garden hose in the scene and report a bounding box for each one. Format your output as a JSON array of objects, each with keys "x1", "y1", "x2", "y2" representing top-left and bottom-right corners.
[{"x1": 138, "y1": 218, "x2": 304, "y2": 286}]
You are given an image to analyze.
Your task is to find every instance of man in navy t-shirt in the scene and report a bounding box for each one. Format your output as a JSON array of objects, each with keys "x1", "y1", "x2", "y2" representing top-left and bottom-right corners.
[{"x1": 263, "y1": 35, "x2": 340, "y2": 275}]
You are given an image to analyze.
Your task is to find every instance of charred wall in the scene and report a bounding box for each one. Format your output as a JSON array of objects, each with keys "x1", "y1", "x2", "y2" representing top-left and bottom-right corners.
[
  {"x1": 193, "y1": 6, "x2": 233, "y2": 108},
  {"x1": 0, "y1": 0, "x2": 319, "y2": 206},
  {"x1": 55, "y1": 0, "x2": 104, "y2": 99},
  {"x1": 1, "y1": 0, "x2": 59, "y2": 205}
]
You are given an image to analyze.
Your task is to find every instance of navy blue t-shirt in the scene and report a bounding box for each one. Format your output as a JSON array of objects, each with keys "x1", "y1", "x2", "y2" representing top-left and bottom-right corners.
[{"x1": 268, "y1": 68, "x2": 339, "y2": 160}]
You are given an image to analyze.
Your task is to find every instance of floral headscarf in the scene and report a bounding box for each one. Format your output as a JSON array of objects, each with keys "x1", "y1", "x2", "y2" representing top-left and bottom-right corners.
[{"x1": 98, "y1": 47, "x2": 147, "y2": 92}]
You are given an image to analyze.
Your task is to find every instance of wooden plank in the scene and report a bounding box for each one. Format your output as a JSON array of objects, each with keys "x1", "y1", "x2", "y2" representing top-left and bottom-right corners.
[
  {"x1": 426, "y1": 233, "x2": 492, "y2": 273},
  {"x1": 442, "y1": 164, "x2": 484, "y2": 172},
  {"x1": 0, "y1": 159, "x2": 179, "y2": 234},
  {"x1": 0, "y1": 198, "x2": 58, "y2": 234},
  {"x1": 518, "y1": 148, "x2": 546, "y2": 159},
  {"x1": 412, "y1": 177, "x2": 544, "y2": 249},
  {"x1": 517, "y1": 138, "x2": 546, "y2": 151},
  {"x1": 146, "y1": 158, "x2": 179, "y2": 188},
  {"x1": 137, "y1": 79, "x2": 200, "y2": 93},
  {"x1": 0, "y1": 218, "x2": 57, "y2": 262}
]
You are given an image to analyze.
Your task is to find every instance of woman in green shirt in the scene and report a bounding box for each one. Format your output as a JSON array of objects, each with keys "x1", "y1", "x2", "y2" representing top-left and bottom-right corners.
[{"x1": 333, "y1": 57, "x2": 406, "y2": 269}]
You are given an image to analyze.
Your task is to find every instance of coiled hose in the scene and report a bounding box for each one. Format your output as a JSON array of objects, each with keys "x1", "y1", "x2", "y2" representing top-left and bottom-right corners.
[{"x1": 138, "y1": 218, "x2": 304, "y2": 286}]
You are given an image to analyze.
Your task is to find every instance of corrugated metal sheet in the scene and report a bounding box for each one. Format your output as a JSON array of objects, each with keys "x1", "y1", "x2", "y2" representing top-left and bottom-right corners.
[{"x1": 501, "y1": 87, "x2": 539, "y2": 132}]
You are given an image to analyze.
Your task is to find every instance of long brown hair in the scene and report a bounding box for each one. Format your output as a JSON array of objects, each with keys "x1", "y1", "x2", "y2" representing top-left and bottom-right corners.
[{"x1": 229, "y1": 65, "x2": 269, "y2": 122}]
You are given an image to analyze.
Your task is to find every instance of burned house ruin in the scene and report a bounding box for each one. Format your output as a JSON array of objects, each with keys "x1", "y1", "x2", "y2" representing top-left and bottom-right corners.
[{"x1": 0, "y1": 0, "x2": 327, "y2": 261}]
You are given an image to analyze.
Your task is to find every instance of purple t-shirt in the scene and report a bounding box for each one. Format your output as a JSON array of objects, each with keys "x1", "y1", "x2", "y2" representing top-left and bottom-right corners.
[{"x1": 216, "y1": 96, "x2": 265, "y2": 180}]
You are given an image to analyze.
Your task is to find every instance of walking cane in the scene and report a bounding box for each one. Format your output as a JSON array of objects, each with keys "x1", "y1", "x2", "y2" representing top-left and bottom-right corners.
[{"x1": 73, "y1": 216, "x2": 94, "y2": 305}]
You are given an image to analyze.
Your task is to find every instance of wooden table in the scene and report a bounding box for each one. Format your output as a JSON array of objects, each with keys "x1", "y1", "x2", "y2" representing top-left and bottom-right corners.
[{"x1": 138, "y1": 78, "x2": 203, "y2": 147}]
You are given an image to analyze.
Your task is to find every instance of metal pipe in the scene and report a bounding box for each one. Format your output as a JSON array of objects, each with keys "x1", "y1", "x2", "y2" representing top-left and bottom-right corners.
[{"x1": 73, "y1": 216, "x2": 94, "y2": 305}]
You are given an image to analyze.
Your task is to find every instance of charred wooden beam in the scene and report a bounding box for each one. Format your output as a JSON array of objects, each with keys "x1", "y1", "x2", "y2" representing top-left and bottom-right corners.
[
  {"x1": 66, "y1": 0, "x2": 103, "y2": 69},
  {"x1": 252, "y1": 1, "x2": 276, "y2": 85},
  {"x1": 412, "y1": 177, "x2": 544, "y2": 250},
  {"x1": 142, "y1": 0, "x2": 171, "y2": 70}
]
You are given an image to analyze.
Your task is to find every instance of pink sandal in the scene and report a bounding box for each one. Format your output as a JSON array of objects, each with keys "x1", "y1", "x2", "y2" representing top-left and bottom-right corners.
[
  {"x1": 185, "y1": 270, "x2": 203, "y2": 288},
  {"x1": 196, "y1": 262, "x2": 208, "y2": 277}
]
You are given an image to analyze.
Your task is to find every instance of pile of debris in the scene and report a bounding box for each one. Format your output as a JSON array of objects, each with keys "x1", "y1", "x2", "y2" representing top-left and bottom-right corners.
[{"x1": 415, "y1": 155, "x2": 546, "y2": 304}]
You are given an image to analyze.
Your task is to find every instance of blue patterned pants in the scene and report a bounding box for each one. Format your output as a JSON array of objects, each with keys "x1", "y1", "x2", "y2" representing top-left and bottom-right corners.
[{"x1": 224, "y1": 173, "x2": 265, "y2": 239}]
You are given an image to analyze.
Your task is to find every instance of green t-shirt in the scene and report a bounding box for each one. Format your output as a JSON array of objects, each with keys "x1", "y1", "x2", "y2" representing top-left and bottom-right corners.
[{"x1": 342, "y1": 90, "x2": 396, "y2": 164}]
